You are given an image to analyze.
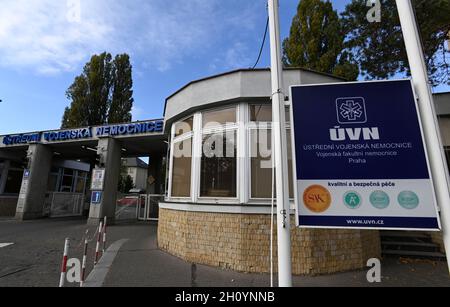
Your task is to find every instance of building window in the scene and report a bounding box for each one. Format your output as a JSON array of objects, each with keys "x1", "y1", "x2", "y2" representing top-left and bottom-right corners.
[
  {"x1": 200, "y1": 131, "x2": 237, "y2": 198},
  {"x1": 74, "y1": 171, "x2": 88, "y2": 194},
  {"x1": 199, "y1": 107, "x2": 238, "y2": 199},
  {"x1": 250, "y1": 129, "x2": 273, "y2": 199},
  {"x1": 249, "y1": 104, "x2": 294, "y2": 200},
  {"x1": 171, "y1": 139, "x2": 192, "y2": 197},
  {"x1": 60, "y1": 169, "x2": 75, "y2": 192},
  {"x1": 167, "y1": 104, "x2": 295, "y2": 204},
  {"x1": 249, "y1": 104, "x2": 290, "y2": 123},
  {"x1": 203, "y1": 107, "x2": 236, "y2": 128},
  {"x1": 170, "y1": 116, "x2": 193, "y2": 198},
  {"x1": 4, "y1": 170, "x2": 23, "y2": 194},
  {"x1": 47, "y1": 167, "x2": 61, "y2": 193},
  {"x1": 175, "y1": 116, "x2": 193, "y2": 137},
  {"x1": 250, "y1": 104, "x2": 272, "y2": 122}
]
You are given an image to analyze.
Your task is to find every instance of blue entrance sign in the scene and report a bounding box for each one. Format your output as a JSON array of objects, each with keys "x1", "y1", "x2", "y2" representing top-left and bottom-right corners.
[
  {"x1": 290, "y1": 80, "x2": 440, "y2": 230},
  {"x1": 43, "y1": 128, "x2": 92, "y2": 142},
  {"x1": 1, "y1": 119, "x2": 164, "y2": 147},
  {"x1": 2, "y1": 133, "x2": 41, "y2": 146},
  {"x1": 95, "y1": 120, "x2": 164, "y2": 137}
]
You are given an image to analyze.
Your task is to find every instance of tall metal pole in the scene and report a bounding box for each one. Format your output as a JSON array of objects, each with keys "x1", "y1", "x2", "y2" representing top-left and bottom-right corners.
[
  {"x1": 268, "y1": 0, "x2": 293, "y2": 287},
  {"x1": 396, "y1": 0, "x2": 450, "y2": 274}
]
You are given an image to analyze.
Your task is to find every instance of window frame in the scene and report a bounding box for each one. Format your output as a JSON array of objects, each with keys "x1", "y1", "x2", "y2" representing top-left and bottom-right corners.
[
  {"x1": 248, "y1": 125, "x2": 275, "y2": 201},
  {"x1": 168, "y1": 114, "x2": 195, "y2": 202},
  {"x1": 166, "y1": 103, "x2": 296, "y2": 206},
  {"x1": 196, "y1": 105, "x2": 240, "y2": 204},
  {"x1": 247, "y1": 103, "x2": 295, "y2": 204}
]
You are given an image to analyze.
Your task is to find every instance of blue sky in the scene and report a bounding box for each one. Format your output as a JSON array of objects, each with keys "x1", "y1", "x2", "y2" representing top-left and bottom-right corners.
[{"x1": 0, "y1": 0, "x2": 447, "y2": 135}]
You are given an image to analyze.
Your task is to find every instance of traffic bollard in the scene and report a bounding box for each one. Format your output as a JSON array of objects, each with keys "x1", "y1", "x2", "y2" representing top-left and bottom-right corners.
[{"x1": 59, "y1": 238, "x2": 70, "y2": 287}]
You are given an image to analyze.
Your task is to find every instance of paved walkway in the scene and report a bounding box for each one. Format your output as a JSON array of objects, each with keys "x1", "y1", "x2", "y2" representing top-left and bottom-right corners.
[
  {"x1": 101, "y1": 223, "x2": 450, "y2": 287},
  {"x1": 1, "y1": 218, "x2": 449, "y2": 287}
]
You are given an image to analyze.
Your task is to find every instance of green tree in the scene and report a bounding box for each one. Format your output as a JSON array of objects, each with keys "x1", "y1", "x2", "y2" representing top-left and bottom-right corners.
[
  {"x1": 118, "y1": 174, "x2": 135, "y2": 194},
  {"x1": 108, "y1": 54, "x2": 134, "y2": 124},
  {"x1": 62, "y1": 75, "x2": 90, "y2": 128},
  {"x1": 341, "y1": 0, "x2": 450, "y2": 86},
  {"x1": 62, "y1": 52, "x2": 134, "y2": 128},
  {"x1": 283, "y1": 0, "x2": 359, "y2": 80},
  {"x1": 123, "y1": 175, "x2": 135, "y2": 193}
]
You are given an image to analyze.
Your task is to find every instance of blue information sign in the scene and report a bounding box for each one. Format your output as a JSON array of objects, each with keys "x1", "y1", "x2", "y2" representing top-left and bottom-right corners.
[
  {"x1": 91, "y1": 191, "x2": 103, "y2": 205},
  {"x1": 290, "y1": 80, "x2": 440, "y2": 230}
]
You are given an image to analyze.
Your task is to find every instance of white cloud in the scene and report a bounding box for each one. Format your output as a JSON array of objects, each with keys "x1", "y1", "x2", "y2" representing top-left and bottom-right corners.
[
  {"x1": 225, "y1": 42, "x2": 253, "y2": 69},
  {"x1": 209, "y1": 42, "x2": 254, "y2": 72},
  {"x1": 131, "y1": 106, "x2": 144, "y2": 119},
  {"x1": 0, "y1": 0, "x2": 112, "y2": 74},
  {"x1": 0, "y1": 0, "x2": 265, "y2": 75}
]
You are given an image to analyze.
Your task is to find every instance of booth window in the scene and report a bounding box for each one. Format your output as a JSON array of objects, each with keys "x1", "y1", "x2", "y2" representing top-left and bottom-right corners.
[
  {"x1": 200, "y1": 107, "x2": 238, "y2": 198},
  {"x1": 200, "y1": 132, "x2": 237, "y2": 198},
  {"x1": 175, "y1": 116, "x2": 193, "y2": 137},
  {"x1": 75, "y1": 171, "x2": 88, "y2": 194},
  {"x1": 203, "y1": 107, "x2": 236, "y2": 128},
  {"x1": 250, "y1": 129, "x2": 273, "y2": 198},
  {"x1": 47, "y1": 167, "x2": 61, "y2": 192},
  {"x1": 0, "y1": 163, "x2": 4, "y2": 190},
  {"x1": 249, "y1": 104, "x2": 294, "y2": 199},
  {"x1": 250, "y1": 104, "x2": 291, "y2": 123},
  {"x1": 171, "y1": 117, "x2": 193, "y2": 198},
  {"x1": 61, "y1": 169, "x2": 75, "y2": 192},
  {"x1": 171, "y1": 139, "x2": 192, "y2": 197},
  {"x1": 4, "y1": 169, "x2": 23, "y2": 194},
  {"x1": 250, "y1": 105, "x2": 272, "y2": 122}
]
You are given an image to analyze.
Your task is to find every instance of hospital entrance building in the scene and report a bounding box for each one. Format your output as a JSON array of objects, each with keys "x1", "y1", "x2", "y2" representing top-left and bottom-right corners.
[{"x1": 1, "y1": 68, "x2": 449, "y2": 275}]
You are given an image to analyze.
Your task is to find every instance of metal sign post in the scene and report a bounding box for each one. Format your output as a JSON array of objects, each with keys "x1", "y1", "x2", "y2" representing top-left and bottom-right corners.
[
  {"x1": 395, "y1": 0, "x2": 450, "y2": 273},
  {"x1": 268, "y1": 0, "x2": 293, "y2": 287}
]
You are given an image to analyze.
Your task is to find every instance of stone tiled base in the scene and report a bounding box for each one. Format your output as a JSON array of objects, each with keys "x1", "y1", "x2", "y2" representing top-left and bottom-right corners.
[{"x1": 158, "y1": 208, "x2": 381, "y2": 276}]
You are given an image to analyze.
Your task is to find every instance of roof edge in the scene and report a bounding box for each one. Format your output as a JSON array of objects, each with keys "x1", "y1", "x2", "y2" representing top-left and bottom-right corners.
[{"x1": 163, "y1": 67, "x2": 348, "y2": 116}]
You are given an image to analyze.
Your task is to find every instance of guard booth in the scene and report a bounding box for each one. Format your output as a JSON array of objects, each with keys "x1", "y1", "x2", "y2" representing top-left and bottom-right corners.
[
  {"x1": 0, "y1": 119, "x2": 168, "y2": 224},
  {"x1": 43, "y1": 161, "x2": 90, "y2": 218}
]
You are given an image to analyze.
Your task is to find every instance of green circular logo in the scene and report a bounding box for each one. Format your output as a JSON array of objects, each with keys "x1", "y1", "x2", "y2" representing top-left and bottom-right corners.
[
  {"x1": 398, "y1": 191, "x2": 420, "y2": 210},
  {"x1": 344, "y1": 191, "x2": 362, "y2": 209},
  {"x1": 370, "y1": 191, "x2": 390, "y2": 209}
]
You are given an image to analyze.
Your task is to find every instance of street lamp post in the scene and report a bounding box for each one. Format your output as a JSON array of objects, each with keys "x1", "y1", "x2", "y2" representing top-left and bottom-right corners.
[{"x1": 396, "y1": 0, "x2": 450, "y2": 274}]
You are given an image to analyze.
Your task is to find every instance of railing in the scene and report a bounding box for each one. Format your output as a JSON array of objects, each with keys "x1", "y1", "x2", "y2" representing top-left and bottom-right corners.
[
  {"x1": 115, "y1": 194, "x2": 164, "y2": 222},
  {"x1": 140, "y1": 194, "x2": 164, "y2": 221},
  {"x1": 115, "y1": 194, "x2": 143, "y2": 222},
  {"x1": 47, "y1": 192, "x2": 85, "y2": 218}
]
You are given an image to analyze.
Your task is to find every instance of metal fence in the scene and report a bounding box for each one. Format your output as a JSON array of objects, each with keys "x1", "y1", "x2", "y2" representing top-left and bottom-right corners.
[
  {"x1": 140, "y1": 194, "x2": 164, "y2": 221},
  {"x1": 46, "y1": 192, "x2": 85, "y2": 218},
  {"x1": 115, "y1": 194, "x2": 164, "y2": 222},
  {"x1": 115, "y1": 194, "x2": 142, "y2": 222}
]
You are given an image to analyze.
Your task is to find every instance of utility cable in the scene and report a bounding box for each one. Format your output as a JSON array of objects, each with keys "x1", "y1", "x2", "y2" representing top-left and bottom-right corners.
[{"x1": 251, "y1": 17, "x2": 269, "y2": 69}]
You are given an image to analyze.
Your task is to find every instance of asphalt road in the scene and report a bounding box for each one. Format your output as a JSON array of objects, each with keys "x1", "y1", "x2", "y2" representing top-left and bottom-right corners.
[
  {"x1": 0, "y1": 218, "x2": 99, "y2": 287},
  {"x1": 1, "y1": 218, "x2": 450, "y2": 287}
]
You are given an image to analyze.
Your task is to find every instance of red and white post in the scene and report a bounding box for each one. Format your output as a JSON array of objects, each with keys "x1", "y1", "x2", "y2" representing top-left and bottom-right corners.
[
  {"x1": 94, "y1": 221, "x2": 103, "y2": 265},
  {"x1": 80, "y1": 237, "x2": 88, "y2": 287},
  {"x1": 102, "y1": 216, "x2": 107, "y2": 254},
  {"x1": 59, "y1": 238, "x2": 70, "y2": 287}
]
